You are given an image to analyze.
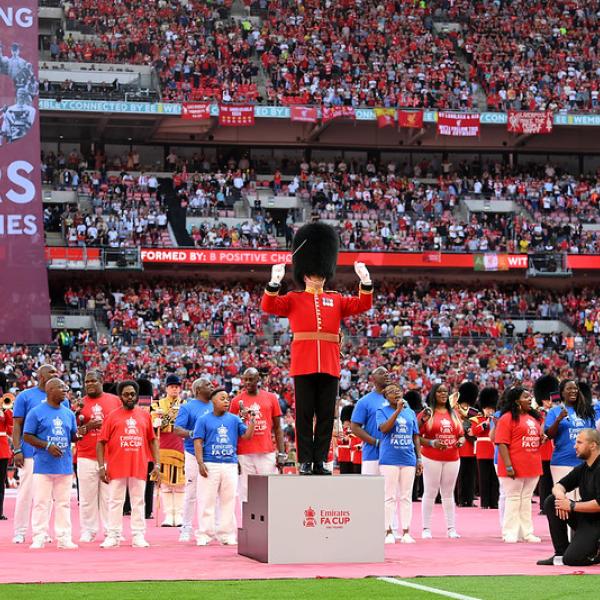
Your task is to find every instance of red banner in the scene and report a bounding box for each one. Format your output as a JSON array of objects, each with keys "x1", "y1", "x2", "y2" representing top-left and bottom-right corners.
[
  {"x1": 374, "y1": 108, "x2": 395, "y2": 128},
  {"x1": 437, "y1": 112, "x2": 481, "y2": 137},
  {"x1": 507, "y1": 111, "x2": 553, "y2": 134},
  {"x1": 140, "y1": 249, "x2": 534, "y2": 269},
  {"x1": 218, "y1": 104, "x2": 255, "y2": 126},
  {"x1": 0, "y1": 2, "x2": 51, "y2": 343},
  {"x1": 398, "y1": 110, "x2": 424, "y2": 129},
  {"x1": 181, "y1": 102, "x2": 211, "y2": 120},
  {"x1": 290, "y1": 106, "x2": 318, "y2": 123},
  {"x1": 322, "y1": 106, "x2": 356, "y2": 123}
]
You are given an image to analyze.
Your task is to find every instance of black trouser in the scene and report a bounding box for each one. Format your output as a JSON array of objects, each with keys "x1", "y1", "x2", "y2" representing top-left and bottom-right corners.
[
  {"x1": 339, "y1": 462, "x2": 361, "y2": 474},
  {"x1": 477, "y1": 458, "x2": 499, "y2": 508},
  {"x1": 538, "y1": 460, "x2": 553, "y2": 509},
  {"x1": 456, "y1": 456, "x2": 477, "y2": 506},
  {"x1": 293, "y1": 373, "x2": 339, "y2": 464},
  {"x1": 412, "y1": 473, "x2": 423, "y2": 501},
  {"x1": 0, "y1": 458, "x2": 8, "y2": 516},
  {"x1": 544, "y1": 494, "x2": 600, "y2": 565}
]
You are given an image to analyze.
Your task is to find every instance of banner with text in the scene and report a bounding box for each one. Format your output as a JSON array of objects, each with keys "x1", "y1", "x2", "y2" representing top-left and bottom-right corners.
[
  {"x1": 290, "y1": 106, "x2": 318, "y2": 123},
  {"x1": 507, "y1": 110, "x2": 553, "y2": 134},
  {"x1": 437, "y1": 112, "x2": 481, "y2": 137},
  {"x1": 322, "y1": 106, "x2": 356, "y2": 123},
  {"x1": 218, "y1": 104, "x2": 255, "y2": 126},
  {"x1": 181, "y1": 102, "x2": 211, "y2": 120},
  {"x1": 0, "y1": 3, "x2": 51, "y2": 343}
]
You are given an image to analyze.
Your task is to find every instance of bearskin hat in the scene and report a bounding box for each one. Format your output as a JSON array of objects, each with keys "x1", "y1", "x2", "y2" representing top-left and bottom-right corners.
[
  {"x1": 533, "y1": 374, "x2": 560, "y2": 403},
  {"x1": 404, "y1": 390, "x2": 423, "y2": 412},
  {"x1": 478, "y1": 387, "x2": 499, "y2": 410},
  {"x1": 458, "y1": 381, "x2": 479, "y2": 406},
  {"x1": 292, "y1": 222, "x2": 339, "y2": 286},
  {"x1": 578, "y1": 381, "x2": 592, "y2": 404},
  {"x1": 340, "y1": 404, "x2": 354, "y2": 423}
]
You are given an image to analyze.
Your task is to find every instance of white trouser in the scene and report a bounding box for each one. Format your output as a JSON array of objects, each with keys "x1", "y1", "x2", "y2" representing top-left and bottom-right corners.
[
  {"x1": 196, "y1": 462, "x2": 238, "y2": 541},
  {"x1": 77, "y1": 457, "x2": 110, "y2": 536},
  {"x1": 181, "y1": 452, "x2": 199, "y2": 533},
  {"x1": 361, "y1": 460, "x2": 380, "y2": 475},
  {"x1": 550, "y1": 465, "x2": 580, "y2": 500},
  {"x1": 31, "y1": 473, "x2": 73, "y2": 544},
  {"x1": 237, "y1": 452, "x2": 277, "y2": 524},
  {"x1": 380, "y1": 465, "x2": 416, "y2": 533},
  {"x1": 13, "y1": 458, "x2": 34, "y2": 537},
  {"x1": 106, "y1": 477, "x2": 146, "y2": 538},
  {"x1": 421, "y1": 456, "x2": 460, "y2": 531},
  {"x1": 500, "y1": 476, "x2": 539, "y2": 540},
  {"x1": 495, "y1": 464, "x2": 505, "y2": 530}
]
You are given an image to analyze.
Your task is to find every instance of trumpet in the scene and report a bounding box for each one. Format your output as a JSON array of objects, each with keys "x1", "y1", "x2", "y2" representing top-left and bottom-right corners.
[{"x1": 1, "y1": 393, "x2": 14, "y2": 410}]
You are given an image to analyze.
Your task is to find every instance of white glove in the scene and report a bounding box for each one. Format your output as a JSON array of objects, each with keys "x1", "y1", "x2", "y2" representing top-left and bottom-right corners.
[
  {"x1": 269, "y1": 263, "x2": 286, "y2": 286},
  {"x1": 354, "y1": 261, "x2": 371, "y2": 285}
]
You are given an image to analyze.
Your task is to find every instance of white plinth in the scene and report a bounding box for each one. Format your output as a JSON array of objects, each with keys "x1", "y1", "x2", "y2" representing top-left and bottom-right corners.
[{"x1": 238, "y1": 474, "x2": 384, "y2": 564}]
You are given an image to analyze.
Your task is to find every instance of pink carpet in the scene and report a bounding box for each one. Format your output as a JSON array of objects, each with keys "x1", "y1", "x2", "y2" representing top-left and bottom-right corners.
[{"x1": 0, "y1": 494, "x2": 598, "y2": 584}]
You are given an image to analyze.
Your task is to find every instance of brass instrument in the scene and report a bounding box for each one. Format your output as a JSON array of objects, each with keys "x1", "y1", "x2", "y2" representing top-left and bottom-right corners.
[{"x1": 1, "y1": 393, "x2": 14, "y2": 411}]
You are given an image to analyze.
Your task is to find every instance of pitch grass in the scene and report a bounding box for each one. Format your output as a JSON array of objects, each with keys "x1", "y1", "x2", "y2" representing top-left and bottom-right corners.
[{"x1": 1, "y1": 576, "x2": 599, "y2": 600}]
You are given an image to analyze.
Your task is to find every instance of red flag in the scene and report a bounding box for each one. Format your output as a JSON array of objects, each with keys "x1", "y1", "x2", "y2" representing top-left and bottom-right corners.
[
  {"x1": 322, "y1": 106, "x2": 356, "y2": 123},
  {"x1": 398, "y1": 110, "x2": 424, "y2": 129},
  {"x1": 218, "y1": 104, "x2": 255, "y2": 126},
  {"x1": 437, "y1": 112, "x2": 480, "y2": 137},
  {"x1": 507, "y1": 111, "x2": 553, "y2": 134},
  {"x1": 374, "y1": 108, "x2": 395, "y2": 128},
  {"x1": 290, "y1": 106, "x2": 318, "y2": 123},
  {"x1": 181, "y1": 102, "x2": 211, "y2": 120}
]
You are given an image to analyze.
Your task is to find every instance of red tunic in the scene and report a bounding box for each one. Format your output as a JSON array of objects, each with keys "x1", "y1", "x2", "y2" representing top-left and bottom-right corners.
[
  {"x1": 261, "y1": 286, "x2": 373, "y2": 377},
  {"x1": 471, "y1": 415, "x2": 494, "y2": 460},
  {"x1": 0, "y1": 408, "x2": 13, "y2": 460}
]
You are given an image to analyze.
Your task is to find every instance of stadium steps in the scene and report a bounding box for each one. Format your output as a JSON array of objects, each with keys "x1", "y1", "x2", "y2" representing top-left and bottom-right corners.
[{"x1": 45, "y1": 232, "x2": 65, "y2": 247}]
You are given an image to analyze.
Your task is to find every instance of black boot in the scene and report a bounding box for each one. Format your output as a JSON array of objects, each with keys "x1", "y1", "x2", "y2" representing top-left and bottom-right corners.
[
  {"x1": 312, "y1": 462, "x2": 332, "y2": 476},
  {"x1": 299, "y1": 462, "x2": 313, "y2": 476}
]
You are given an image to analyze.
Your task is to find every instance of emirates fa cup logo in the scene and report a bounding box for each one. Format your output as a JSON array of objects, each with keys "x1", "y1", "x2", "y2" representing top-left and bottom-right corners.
[{"x1": 303, "y1": 506, "x2": 317, "y2": 528}]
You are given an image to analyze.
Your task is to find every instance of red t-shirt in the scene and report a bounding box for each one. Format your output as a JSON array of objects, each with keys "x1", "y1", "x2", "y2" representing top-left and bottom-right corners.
[
  {"x1": 99, "y1": 407, "x2": 155, "y2": 480},
  {"x1": 419, "y1": 409, "x2": 464, "y2": 462},
  {"x1": 230, "y1": 389, "x2": 282, "y2": 455},
  {"x1": 76, "y1": 393, "x2": 121, "y2": 460},
  {"x1": 494, "y1": 412, "x2": 543, "y2": 478}
]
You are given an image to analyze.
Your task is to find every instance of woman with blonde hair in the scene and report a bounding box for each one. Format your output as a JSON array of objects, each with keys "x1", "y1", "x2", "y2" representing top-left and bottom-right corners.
[{"x1": 418, "y1": 383, "x2": 465, "y2": 539}]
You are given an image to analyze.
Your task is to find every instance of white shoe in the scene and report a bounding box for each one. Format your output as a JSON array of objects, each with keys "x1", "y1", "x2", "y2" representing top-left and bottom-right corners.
[
  {"x1": 161, "y1": 516, "x2": 174, "y2": 527},
  {"x1": 400, "y1": 533, "x2": 416, "y2": 544},
  {"x1": 29, "y1": 540, "x2": 45, "y2": 550},
  {"x1": 421, "y1": 528, "x2": 432, "y2": 539},
  {"x1": 12, "y1": 534, "x2": 25, "y2": 544},
  {"x1": 503, "y1": 535, "x2": 519, "y2": 543},
  {"x1": 384, "y1": 533, "x2": 396, "y2": 544},
  {"x1": 179, "y1": 531, "x2": 192, "y2": 543},
  {"x1": 100, "y1": 537, "x2": 120, "y2": 548},
  {"x1": 79, "y1": 532, "x2": 96, "y2": 543},
  {"x1": 447, "y1": 528, "x2": 461, "y2": 539},
  {"x1": 132, "y1": 536, "x2": 150, "y2": 548},
  {"x1": 45, "y1": 535, "x2": 53, "y2": 543},
  {"x1": 58, "y1": 540, "x2": 78, "y2": 550},
  {"x1": 221, "y1": 536, "x2": 237, "y2": 546},
  {"x1": 524, "y1": 534, "x2": 541, "y2": 543},
  {"x1": 196, "y1": 534, "x2": 211, "y2": 546}
]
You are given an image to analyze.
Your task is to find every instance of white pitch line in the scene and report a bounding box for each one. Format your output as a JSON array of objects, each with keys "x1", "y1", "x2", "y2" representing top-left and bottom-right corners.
[{"x1": 377, "y1": 577, "x2": 483, "y2": 600}]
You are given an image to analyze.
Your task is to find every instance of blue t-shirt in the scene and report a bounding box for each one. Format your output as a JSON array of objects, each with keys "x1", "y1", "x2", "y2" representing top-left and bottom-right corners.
[
  {"x1": 545, "y1": 405, "x2": 595, "y2": 467},
  {"x1": 376, "y1": 404, "x2": 419, "y2": 466},
  {"x1": 351, "y1": 390, "x2": 386, "y2": 461},
  {"x1": 192, "y1": 411, "x2": 247, "y2": 463},
  {"x1": 13, "y1": 387, "x2": 68, "y2": 458},
  {"x1": 23, "y1": 403, "x2": 77, "y2": 475},
  {"x1": 175, "y1": 399, "x2": 213, "y2": 455}
]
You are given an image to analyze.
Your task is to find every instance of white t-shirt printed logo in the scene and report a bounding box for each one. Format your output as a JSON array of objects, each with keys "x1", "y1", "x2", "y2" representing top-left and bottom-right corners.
[
  {"x1": 120, "y1": 416, "x2": 143, "y2": 449},
  {"x1": 522, "y1": 418, "x2": 540, "y2": 450},
  {"x1": 125, "y1": 417, "x2": 138, "y2": 435},
  {"x1": 391, "y1": 415, "x2": 411, "y2": 446},
  {"x1": 52, "y1": 416, "x2": 64, "y2": 436},
  {"x1": 437, "y1": 417, "x2": 456, "y2": 447},
  {"x1": 217, "y1": 424, "x2": 229, "y2": 444},
  {"x1": 91, "y1": 404, "x2": 104, "y2": 419}
]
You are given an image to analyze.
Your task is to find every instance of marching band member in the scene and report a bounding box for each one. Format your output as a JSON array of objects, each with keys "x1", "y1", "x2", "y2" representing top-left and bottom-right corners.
[
  {"x1": 0, "y1": 394, "x2": 13, "y2": 520},
  {"x1": 261, "y1": 222, "x2": 373, "y2": 476},
  {"x1": 151, "y1": 374, "x2": 185, "y2": 526}
]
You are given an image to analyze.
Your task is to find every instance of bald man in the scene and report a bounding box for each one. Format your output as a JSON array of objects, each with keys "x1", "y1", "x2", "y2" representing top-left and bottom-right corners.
[
  {"x1": 351, "y1": 366, "x2": 391, "y2": 475},
  {"x1": 24, "y1": 378, "x2": 84, "y2": 549},
  {"x1": 11, "y1": 364, "x2": 61, "y2": 544},
  {"x1": 173, "y1": 377, "x2": 214, "y2": 542},
  {"x1": 230, "y1": 368, "x2": 285, "y2": 520}
]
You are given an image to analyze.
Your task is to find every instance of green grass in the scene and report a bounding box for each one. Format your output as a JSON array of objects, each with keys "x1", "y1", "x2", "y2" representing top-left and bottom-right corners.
[{"x1": 1, "y1": 576, "x2": 600, "y2": 600}]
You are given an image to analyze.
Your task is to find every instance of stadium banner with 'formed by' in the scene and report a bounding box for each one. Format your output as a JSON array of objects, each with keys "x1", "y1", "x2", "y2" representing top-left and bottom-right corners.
[{"x1": 0, "y1": 3, "x2": 51, "y2": 343}]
